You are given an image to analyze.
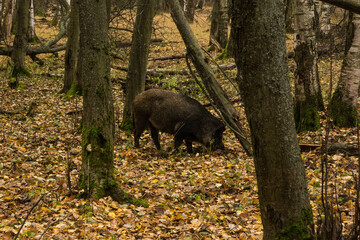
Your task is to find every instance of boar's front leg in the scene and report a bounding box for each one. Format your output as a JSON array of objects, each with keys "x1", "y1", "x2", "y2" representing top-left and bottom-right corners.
[
  {"x1": 185, "y1": 140, "x2": 193, "y2": 153},
  {"x1": 149, "y1": 124, "x2": 161, "y2": 150}
]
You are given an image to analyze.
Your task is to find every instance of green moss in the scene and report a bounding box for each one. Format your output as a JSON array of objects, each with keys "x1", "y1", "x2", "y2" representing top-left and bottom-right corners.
[
  {"x1": 12, "y1": 66, "x2": 31, "y2": 77},
  {"x1": 9, "y1": 77, "x2": 18, "y2": 89},
  {"x1": 330, "y1": 89, "x2": 358, "y2": 127},
  {"x1": 275, "y1": 207, "x2": 314, "y2": 240},
  {"x1": 294, "y1": 99, "x2": 320, "y2": 132}
]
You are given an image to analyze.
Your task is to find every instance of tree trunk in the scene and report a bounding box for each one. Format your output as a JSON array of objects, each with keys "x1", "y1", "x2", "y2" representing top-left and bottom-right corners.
[
  {"x1": 330, "y1": 13, "x2": 360, "y2": 127},
  {"x1": 184, "y1": 0, "x2": 196, "y2": 23},
  {"x1": 11, "y1": 0, "x2": 30, "y2": 87},
  {"x1": 231, "y1": 0, "x2": 314, "y2": 239},
  {"x1": 120, "y1": 0, "x2": 155, "y2": 130},
  {"x1": 209, "y1": 0, "x2": 228, "y2": 49},
  {"x1": 1, "y1": 0, "x2": 15, "y2": 41},
  {"x1": 284, "y1": 0, "x2": 295, "y2": 33},
  {"x1": 293, "y1": 0, "x2": 324, "y2": 132},
  {"x1": 320, "y1": 0, "x2": 360, "y2": 14},
  {"x1": 28, "y1": 0, "x2": 38, "y2": 42},
  {"x1": 318, "y1": 2, "x2": 332, "y2": 35},
  {"x1": 61, "y1": 0, "x2": 80, "y2": 94},
  {"x1": 167, "y1": 0, "x2": 252, "y2": 156},
  {"x1": 78, "y1": 0, "x2": 132, "y2": 203}
]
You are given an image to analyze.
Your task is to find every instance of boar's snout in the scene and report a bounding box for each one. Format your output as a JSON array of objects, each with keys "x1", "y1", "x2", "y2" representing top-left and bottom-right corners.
[{"x1": 202, "y1": 126, "x2": 225, "y2": 150}]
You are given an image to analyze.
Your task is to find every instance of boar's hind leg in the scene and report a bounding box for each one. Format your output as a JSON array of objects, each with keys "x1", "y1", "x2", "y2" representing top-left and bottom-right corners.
[
  {"x1": 149, "y1": 124, "x2": 161, "y2": 150},
  {"x1": 133, "y1": 119, "x2": 147, "y2": 148}
]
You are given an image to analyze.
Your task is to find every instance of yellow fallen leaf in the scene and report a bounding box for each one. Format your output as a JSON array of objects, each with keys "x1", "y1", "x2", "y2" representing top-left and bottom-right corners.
[
  {"x1": 4, "y1": 196, "x2": 12, "y2": 201},
  {"x1": 108, "y1": 211, "x2": 116, "y2": 218}
]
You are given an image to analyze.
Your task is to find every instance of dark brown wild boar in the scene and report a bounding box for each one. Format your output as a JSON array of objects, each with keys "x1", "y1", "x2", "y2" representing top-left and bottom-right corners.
[{"x1": 132, "y1": 89, "x2": 225, "y2": 153}]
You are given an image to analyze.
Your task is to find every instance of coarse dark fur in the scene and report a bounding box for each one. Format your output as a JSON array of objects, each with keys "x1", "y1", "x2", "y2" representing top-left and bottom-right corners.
[{"x1": 132, "y1": 89, "x2": 225, "y2": 153}]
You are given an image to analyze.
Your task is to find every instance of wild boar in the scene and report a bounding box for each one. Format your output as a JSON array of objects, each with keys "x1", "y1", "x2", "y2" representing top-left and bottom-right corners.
[{"x1": 132, "y1": 89, "x2": 225, "y2": 153}]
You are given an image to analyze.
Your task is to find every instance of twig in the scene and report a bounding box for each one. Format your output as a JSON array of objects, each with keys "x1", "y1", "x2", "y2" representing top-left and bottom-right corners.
[
  {"x1": 38, "y1": 212, "x2": 71, "y2": 240},
  {"x1": 14, "y1": 195, "x2": 44, "y2": 240}
]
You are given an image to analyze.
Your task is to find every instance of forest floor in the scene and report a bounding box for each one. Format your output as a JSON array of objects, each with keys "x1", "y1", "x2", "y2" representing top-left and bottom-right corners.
[{"x1": 0, "y1": 6, "x2": 359, "y2": 240}]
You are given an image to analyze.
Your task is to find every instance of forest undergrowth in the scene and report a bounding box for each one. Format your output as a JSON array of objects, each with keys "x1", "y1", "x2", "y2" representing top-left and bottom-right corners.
[{"x1": 0, "y1": 8, "x2": 359, "y2": 240}]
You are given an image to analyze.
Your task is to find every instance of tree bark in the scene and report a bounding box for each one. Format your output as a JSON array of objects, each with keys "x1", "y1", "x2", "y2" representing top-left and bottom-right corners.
[
  {"x1": 209, "y1": 0, "x2": 228, "y2": 49},
  {"x1": 167, "y1": 0, "x2": 252, "y2": 156},
  {"x1": 320, "y1": 0, "x2": 360, "y2": 14},
  {"x1": 11, "y1": 0, "x2": 30, "y2": 87},
  {"x1": 293, "y1": 0, "x2": 324, "y2": 132},
  {"x1": 61, "y1": 0, "x2": 80, "y2": 94},
  {"x1": 78, "y1": 0, "x2": 131, "y2": 203},
  {"x1": 330, "y1": 13, "x2": 360, "y2": 127},
  {"x1": 231, "y1": 0, "x2": 314, "y2": 239},
  {"x1": 120, "y1": 0, "x2": 155, "y2": 130},
  {"x1": 28, "y1": 0, "x2": 38, "y2": 42},
  {"x1": 184, "y1": 0, "x2": 196, "y2": 23}
]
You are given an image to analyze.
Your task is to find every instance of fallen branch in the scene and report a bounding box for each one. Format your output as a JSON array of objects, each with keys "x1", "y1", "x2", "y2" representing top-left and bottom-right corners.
[
  {"x1": 38, "y1": 212, "x2": 71, "y2": 240},
  {"x1": 300, "y1": 142, "x2": 359, "y2": 155},
  {"x1": 14, "y1": 195, "x2": 44, "y2": 240},
  {"x1": 112, "y1": 63, "x2": 236, "y2": 76}
]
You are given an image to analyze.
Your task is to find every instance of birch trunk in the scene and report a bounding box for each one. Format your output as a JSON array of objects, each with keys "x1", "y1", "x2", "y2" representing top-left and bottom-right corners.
[
  {"x1": 331, "y1": 14, "x2": 360, "y2": 127},
  {"x1": 293, "y1": 0, "x2": 324, "y2": 132},
  {"x1": 209, "y1": 0, "x2": 228, "y2": 49}
]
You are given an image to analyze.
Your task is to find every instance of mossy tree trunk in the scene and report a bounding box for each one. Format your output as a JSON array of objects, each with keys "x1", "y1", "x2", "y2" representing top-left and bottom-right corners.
[
  {"x1": 167, "y1": 0, "x2": 252, "y2": 155},
  {"x1": 294, "y1": 0, "x2": 324, "y2": 132},
  {"x1": 78, "y1": 0, "x2": 131, "y2": 203},
  {"x1": 11, "y1": 0, "x2": 30, "y2": 88},
  {"x1": 120, "y1": 0, "x2": 155, "y2": 130},
  {"x1": 61, "y1": 0, "x2": 80, "y2": 95},
  {"x1": 231, "y1": 0, "x2": 315, "y2": 239},
  {"x1": 209, "y1": 0, "x2": 228, "y2": 49},
  {"x1": 330, "y1": 14, "x2": 360, "y2": 127}
]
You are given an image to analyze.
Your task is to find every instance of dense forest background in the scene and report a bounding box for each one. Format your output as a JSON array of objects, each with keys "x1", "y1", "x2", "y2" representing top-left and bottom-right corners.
[{"x1": 0, "y1": 0, "x2": 359, "y2": 239}]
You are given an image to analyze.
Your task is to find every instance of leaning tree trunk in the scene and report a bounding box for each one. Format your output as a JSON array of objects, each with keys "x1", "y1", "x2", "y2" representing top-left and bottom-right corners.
[
  {"x1": 120, "y1": 0, "x2": 155, "y2": 130},
  {"x1": 78, "y1": 0, "x2": 133, "y2": 203},
  {"x1": 319, "y1": 0, "x2": 360, "y2": 14},
  {"x1": 231, "y1": 0, "x2": 315, "y2": 239},
  {"x1": 61, "y1": 0, "x2": 80, "y2": 94},
  {"x1": 330, "y1": 13, "x2": 360, "y2": 127},
  {"x1": 293, "y1": 0, "x2": 324, "y2": 132},
  {"x1": 11, "y1": 0, "x2": 30, "y2": 88},
  {"x1": 209, "y1": 0, "x2": 228, "y2": 49},
  {"x1": 167, "y1": 0, "x2": 252, "y2": 155}
]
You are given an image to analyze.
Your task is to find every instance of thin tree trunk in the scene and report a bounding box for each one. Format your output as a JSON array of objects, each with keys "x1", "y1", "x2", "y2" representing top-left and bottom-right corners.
[
  {"x1": 1, "y1": 0, "x2": 15, "y2": 41},
  {"x1": 293, "y1": 0, "x2": 324, "y2": 132},
  {"x1": 28, "y1": 0, "x2": 38, "y2": 42},
  {"x1": 11, "y1": 0, "x2": 30, "y2": 88},
  {"x1": 167, "y1": 0, "x2": 252, "y2": 156},
  {"x1": 120, "y1": 0, "x2": 155, "y2": 130},
  {"x1": 331, "y1": 13, "x2": 360, "y2": 127},
  {"x1": 61, "y1": 0, "x2": 80, "y2": 94},
  {"x1": 184, "y1": 0, "x2": 196, "y2": 23},
  {"x1": 319, "y1": 2, "x2": 332, "y2": 35},
  {"x1": 231, "y1": 0, "x2": 315, "y2": 238},
  {"x1": 209, "y1": 0, "x2": 228, "y2": 49}
]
